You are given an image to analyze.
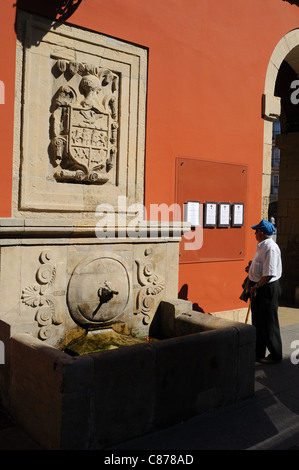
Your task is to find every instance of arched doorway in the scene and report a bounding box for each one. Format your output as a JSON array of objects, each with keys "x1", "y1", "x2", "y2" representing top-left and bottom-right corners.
[{"x1": 262, "y1": 30, "x2": 299, "y2": 305}]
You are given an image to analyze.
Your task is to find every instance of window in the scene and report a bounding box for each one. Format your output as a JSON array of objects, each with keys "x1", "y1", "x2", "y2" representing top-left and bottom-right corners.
[
  {"x1": 271, "y1": 121, "x2": 281, "y2": 167},
  {"x1": 272, "y1": 147, "x2": 280, "y2": 167},
  {"x1": 271, "y1": 175, "x2": 279, "y2": 195},
  {"x1": 272, "y1": 120, "x2": 281, "y2": 139}
]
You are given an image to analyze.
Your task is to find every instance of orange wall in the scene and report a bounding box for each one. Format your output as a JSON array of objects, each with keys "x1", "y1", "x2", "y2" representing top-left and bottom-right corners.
[
  {"x1": 0, "y1": 1, "x2": 16, "y2": 216},
  {"x1": 2, "y1": 0, "x2": 299, "y2": 312}
]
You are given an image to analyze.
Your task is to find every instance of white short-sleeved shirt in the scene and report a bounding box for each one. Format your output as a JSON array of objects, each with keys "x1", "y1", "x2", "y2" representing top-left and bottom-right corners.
[{"x1": 249, "y1": 237, "x2": 282, "y2": 283}]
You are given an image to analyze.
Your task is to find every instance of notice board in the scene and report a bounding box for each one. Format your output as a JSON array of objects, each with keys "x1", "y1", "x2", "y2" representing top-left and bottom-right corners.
[{"x1": 176, "y1": 157, "x2": 248, "y2": 263}]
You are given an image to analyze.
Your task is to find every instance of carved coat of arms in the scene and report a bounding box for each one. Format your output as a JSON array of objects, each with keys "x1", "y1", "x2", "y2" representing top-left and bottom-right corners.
[{"x1": 51, "y1": 62, "x2": 119, "y2": 184}]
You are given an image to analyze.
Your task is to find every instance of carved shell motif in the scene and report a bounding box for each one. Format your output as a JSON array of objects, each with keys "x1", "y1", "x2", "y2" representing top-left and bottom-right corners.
[
  {"x1": 21, "y1": 285, "x2": 40, "y2": 307},
  {"x1": 146, "y1": 274, "x2": 165, "y2": 295}
]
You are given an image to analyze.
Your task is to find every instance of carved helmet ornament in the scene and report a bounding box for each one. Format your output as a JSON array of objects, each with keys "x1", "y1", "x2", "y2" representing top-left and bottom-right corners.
[{"x1": 51, "y1": 60, "x2": 119, "y2": 185}]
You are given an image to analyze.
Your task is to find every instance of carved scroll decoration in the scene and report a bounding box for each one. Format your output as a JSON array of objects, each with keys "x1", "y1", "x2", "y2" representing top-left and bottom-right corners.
[
  {"x1": 21, "y1": 251, "x2": 63, "y2": 340},
  {"x1": 134, "y1": 246, "x2": 165, "y2": 325},
  {"x1": 51, "y1": 59, "x2": 119, "y2": 185}
]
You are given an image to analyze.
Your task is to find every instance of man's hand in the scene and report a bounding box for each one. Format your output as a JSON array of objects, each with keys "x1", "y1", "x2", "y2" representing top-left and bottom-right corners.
[
  {"x1": 245, "y1": 260, "x2": 252, "y2": 273},
  {"x1": 250, "y1": 284, "x2": 258, "y2": 297},
  {"x1": 250, "y1": 275, "x2": 273, "y2": 297}
]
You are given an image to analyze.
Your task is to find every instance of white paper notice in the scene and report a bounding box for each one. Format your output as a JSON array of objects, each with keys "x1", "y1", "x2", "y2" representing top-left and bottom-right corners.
[
  {"x1": 184, "y1": 201, "x2": 200, "y2": 226},
  {"x1": 233, "y1": 204, "x2": 243, "y2": 225},
  {"x1": 206, "y1": 203, "x2": 217, "y2": 226},
  {"x1": 219, "y1": 204, "x2": 230, "y2": 226}
]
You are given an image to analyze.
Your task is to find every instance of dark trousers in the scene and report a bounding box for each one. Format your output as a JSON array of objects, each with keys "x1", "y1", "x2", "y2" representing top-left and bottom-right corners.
[{"x1": 251, "y1": 280, "x2": 282, "y2": 360}]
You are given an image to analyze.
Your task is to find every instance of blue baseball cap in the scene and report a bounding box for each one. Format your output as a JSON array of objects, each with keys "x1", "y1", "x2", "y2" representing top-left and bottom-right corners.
[{"x1": 251, "y1": 219, "x2": 276, "y2": 235}]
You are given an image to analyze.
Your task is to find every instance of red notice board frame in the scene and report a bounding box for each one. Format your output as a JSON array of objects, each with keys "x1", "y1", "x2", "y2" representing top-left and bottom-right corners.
[{"x1": 176, "y1": 157, "x2": 248, "y2": 263}]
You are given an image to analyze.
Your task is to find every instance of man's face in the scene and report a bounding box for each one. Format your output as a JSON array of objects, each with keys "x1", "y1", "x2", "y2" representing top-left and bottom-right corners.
[{"x1": 255, "y1": 229, "x2": 265, "y2": 243}]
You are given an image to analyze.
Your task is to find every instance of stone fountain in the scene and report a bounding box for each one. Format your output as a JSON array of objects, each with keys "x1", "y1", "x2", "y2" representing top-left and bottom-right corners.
[{"x1": 0, "y1": 12, "x2": 255, "y2": 449}]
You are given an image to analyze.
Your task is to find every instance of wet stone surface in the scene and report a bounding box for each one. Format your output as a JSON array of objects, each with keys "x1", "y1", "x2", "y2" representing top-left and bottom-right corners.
[{"x1": 63, "y1": 328, "x2": 158, "y2": 356}]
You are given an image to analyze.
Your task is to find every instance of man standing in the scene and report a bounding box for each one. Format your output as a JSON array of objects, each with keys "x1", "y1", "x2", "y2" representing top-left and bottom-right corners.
[{"x1": 248, "y1": 219, "x2": 282, "y2": 364}]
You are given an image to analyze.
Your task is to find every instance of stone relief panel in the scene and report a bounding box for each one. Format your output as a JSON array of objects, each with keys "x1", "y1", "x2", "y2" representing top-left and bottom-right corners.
[
  {"x1": 13, "y1": 12, "x2": 147, "y2": 217},
  {"x1": 51, "y1": 61, "x2": 119, "y2": 185},
  {"x1": 134, "y1": 246, "x2": 165, "y2": 325},
  {"x1": 18, "y1": 244, "x2": 170, "y2": 341},
  {"x1": 21, "y1": 250, "x2": 65, "y2": 342}
]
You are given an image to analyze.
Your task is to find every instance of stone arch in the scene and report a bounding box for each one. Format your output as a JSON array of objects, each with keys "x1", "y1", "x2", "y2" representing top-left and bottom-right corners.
[
  {"x1": 262, "y1": 28, "x2": 299, "y2": 218},
  {"x1": 262, "y1": 29, "x2": 299, "y2": 303}
]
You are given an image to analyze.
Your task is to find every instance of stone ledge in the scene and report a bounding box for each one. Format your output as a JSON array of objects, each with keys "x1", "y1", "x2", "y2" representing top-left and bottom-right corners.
[{"x1": 0, "y1": 218, "x2": 191, "y2": 242}]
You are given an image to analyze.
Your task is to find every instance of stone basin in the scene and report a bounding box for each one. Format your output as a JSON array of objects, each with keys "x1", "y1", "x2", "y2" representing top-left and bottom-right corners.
[{"x1": 3, "y1": 299, "x2": 255, "y2": 450}]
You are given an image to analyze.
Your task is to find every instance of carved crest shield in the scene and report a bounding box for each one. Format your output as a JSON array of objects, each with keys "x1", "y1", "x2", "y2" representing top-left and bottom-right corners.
[
  {"x1": 51, "y1": 66, "x2": 119, "y2": 185},
  {"x1": 67, "y1": 106, "x2": 111, "y2": 183}
]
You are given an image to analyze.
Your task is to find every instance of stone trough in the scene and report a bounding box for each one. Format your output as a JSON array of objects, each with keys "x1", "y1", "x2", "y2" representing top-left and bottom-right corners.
[{"x1": 0, "y1": 219, "x2": 256, "y2": 450}]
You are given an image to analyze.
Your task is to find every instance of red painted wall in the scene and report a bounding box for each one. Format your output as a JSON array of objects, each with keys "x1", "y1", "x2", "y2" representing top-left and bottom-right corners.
[
  {"x1": 1, "y1": 0, "x2": 299, "y2": 313},
  {"x1": 0, "y1": 2, "x2": 16, "y2": 216}
]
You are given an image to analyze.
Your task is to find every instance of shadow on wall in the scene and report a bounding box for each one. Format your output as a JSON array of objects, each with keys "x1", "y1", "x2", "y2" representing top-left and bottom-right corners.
[
  {"x1": 15, "y1": 0, "x2": 82, "y2": 21},
  {"x1": 178, "y1": 284, "x2": 205, "y2": 313},
  {"x1": 282, "y1": 0, "x2": 299, "y2": 5},
  {"x1": 14, "y1": 0, "x2": 82, "y2": 45}
]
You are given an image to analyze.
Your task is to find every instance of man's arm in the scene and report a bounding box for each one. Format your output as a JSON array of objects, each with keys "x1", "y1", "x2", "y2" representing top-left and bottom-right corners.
[{"x1": 250, "y1": 275, "x2": 273, "y2": 296}]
